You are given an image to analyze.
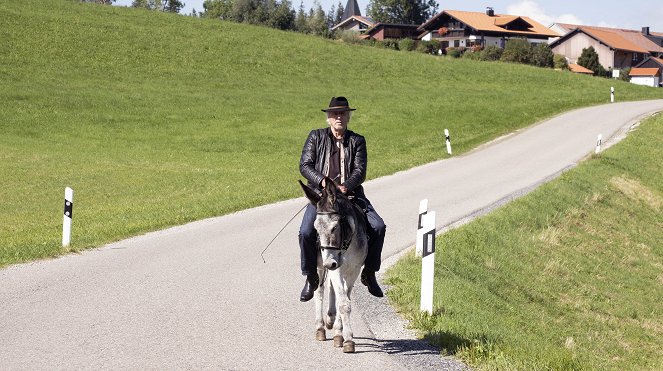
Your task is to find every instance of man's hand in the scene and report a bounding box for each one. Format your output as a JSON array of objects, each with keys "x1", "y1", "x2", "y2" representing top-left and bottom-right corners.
[{"x1": 321, "y1": 179, "x2": 348, "y2": 194}]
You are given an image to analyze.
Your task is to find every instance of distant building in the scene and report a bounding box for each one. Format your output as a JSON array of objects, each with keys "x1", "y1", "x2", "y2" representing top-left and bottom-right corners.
[
  {"x1": 331, "y1": 0, "x2": 375, "y2": 34},
  {"x1": 362, "y1": 23, "x2": 420, "y2": 41},
  {"x1": 635, "y1": 55, "x2": 663, "y2": 70},
  {"x1": 417, "y1": 8, "x2": 558, "y2": 50},
  {"x1": 629, "y1": 68, "x2": 661, "y2": 87},
  {"x1": 549, "y1": 24, "x2": 663, "y2": 74},
  {"x1": 341, "y1": 0, "x2": 361, "y2": 20},
  {"x1": 331, "y1": 15, "x2": 375, "y2": 34}
]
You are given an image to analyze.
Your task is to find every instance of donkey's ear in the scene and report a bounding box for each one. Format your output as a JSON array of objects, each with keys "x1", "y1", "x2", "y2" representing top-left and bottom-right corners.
[
  {"x1": 299, "y1": 180, "x2": 321, "y2": 205},
  {"x1": 323, "y1": 177, "x2": 337, "y2": 206}
]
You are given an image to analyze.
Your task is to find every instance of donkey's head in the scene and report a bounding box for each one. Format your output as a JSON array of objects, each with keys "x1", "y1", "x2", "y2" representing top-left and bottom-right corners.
[{"x1": 300, "y1": 178, "x2": 354, "y2": 270}]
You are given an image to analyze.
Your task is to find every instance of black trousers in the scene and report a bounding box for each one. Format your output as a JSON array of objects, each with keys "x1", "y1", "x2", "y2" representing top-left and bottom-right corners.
[{"x1": 299, "y1": 200, "x2": 386, "y2": 276}]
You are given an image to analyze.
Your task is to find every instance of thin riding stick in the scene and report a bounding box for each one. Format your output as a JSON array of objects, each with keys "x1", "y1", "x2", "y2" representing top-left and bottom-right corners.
[{"x1": 261, "y1": 203, "x2": 308, "y2": 263}]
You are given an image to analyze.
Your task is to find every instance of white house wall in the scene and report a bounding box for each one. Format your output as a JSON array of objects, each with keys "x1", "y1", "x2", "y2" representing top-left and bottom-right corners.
[
  {"x1": 433, "y1": 34, "x2": 549, "y2": 48},
  {"x1": 551, "y1": 32, "x2": 615, "y2": 69},
  {"x1": 630, "y1": 76, "x2": 659, "y2": 87}
]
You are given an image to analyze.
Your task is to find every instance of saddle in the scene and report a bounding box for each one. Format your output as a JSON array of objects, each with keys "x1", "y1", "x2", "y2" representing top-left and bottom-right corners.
[{"x1": 348, "y1": 196, "x2": 370, "y2": 231}]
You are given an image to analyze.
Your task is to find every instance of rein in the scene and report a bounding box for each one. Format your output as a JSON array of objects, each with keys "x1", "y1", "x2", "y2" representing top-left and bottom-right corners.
[{"x1": 260, "y1": 203, "x2": 308, "y2": 263}]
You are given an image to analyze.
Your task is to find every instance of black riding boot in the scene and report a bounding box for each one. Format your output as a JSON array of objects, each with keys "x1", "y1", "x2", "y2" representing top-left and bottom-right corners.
[
  {"x1": 361, "y1": 268, "x2": 384, "y2": 297},
  {"x1": 300, "y1": 273, "x2": 319, "y2": 302}
]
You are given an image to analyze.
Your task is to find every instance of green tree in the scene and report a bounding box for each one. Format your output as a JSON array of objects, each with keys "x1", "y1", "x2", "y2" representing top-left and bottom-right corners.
[
  {"x1": 553, "y1": 54, "x2": 568, "y2": 70},
  {"x1": 294, "y1": 1, "x2": 308, "y2": 32},
  {"x1": 307, "y1": 2, "x2": 328, "y2": 36},
  {"x1": 529, "y1": 42, "x2": 554, "y2": 68},
  {"x1": 231, "y1": 0, "x2": 259, "y2": 23},
  {"x1": 577, "y1": 46, "x2": 606, "y2": 76},
  {"x1": 334, "y1": 1, "x2": 344, "y2": 25},
  {"x1": 131, "y1": 0, "x2": 150, "y2": 7},
  {"x1": 164, "y1": 0, "x2": 184, "y2": 12},
  {"x1": 327, "y1": 4, "x2": 336, "y2": 28},
  {"x1": 618, "y1": 67, "x2": 631, "y2": 82},
  {"x1": 132, "y1": 0, "x2": 184, "y2": 12},
  {"x1": 481, "y1": 45, "x2": 503, "y2": 61},
  {"x1": 80, "y1": 0, "x2": 116, "y2": 4},
  {"x1": 367, "y1": 0, "x2": 438, "y2": 24},
  {"x1": 268, "y1": 0, "x2": 295, "y2": 30},
  {"x1": 500, "y1": 38, "x2": 531, "y2": 64},
  {"x1": 202, "y1": 0, "x2": 234, "y2": 19}
]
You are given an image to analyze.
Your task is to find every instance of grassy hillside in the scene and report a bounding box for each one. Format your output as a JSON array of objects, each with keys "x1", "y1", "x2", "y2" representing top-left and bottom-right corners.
[
  {"x1": 386, "y1": 113, "x2": 663, "y2": 370},
  {"x1": 0, "y1": 0, "x2": 661, "y2": 267}
]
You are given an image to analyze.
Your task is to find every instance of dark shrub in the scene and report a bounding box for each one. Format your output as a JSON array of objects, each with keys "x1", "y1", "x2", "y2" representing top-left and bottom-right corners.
[
  {"x1": 530, "y1": 43, "x2": 554, "y2": 68},
  {"x1": 447, "y1": 46, "x2": 465, "y2": 58},
  {"x1": 618, "y1": 67, "x2": 631, "y2": 81},
  {"x1": 470, "y1": 44, "x2": 483, "y2": 53},
  {"x1": 338, "y1": 29, "x2": 363, "y2": 44},
  {"x1": 415, "y1": 40, "x2": 441, "y2": 54},
  {"x1": 501, "y1": 38, "x2": 531, "y2": 64},
  {"x1": 462, "y1": 49, "x2": 482, "y2": 60},
  {"x1": 398, "y1": 38, "x2": 416, "y2": 52},
  {"x1": 481, "y1": 45, "x2": 503, "y2": 61},
  {"x1": 374, "y1": 39, "x2": 399, "y2": 50},
  {"x1": 553, "y1": 54, "x2": 569, "y2": 70},
  {"x1": 577, "y1": 46, "x2": 606, "y2": 76}
]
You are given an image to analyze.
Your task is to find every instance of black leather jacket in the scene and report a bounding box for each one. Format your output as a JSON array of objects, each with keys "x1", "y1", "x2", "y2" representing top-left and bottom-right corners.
[{"x1": 299, "y1": 127, "x2": 367, "y2": 199}]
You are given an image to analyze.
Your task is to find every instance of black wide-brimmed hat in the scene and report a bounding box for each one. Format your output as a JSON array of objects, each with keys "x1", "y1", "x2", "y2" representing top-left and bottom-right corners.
[{"x1": 321, "y1": 96, "x2": 356, "y2": 112}]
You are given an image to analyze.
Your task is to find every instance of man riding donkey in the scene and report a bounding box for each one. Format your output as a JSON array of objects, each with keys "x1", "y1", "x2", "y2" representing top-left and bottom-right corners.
[{"x1": 298, "y1": 96, "x2": 386, "y2": 301}]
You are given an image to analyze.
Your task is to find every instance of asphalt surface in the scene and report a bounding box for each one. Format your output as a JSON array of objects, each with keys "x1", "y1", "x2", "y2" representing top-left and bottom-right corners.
[{"x1": 2, "y1": 100, "x2": 662, "y2": 370}]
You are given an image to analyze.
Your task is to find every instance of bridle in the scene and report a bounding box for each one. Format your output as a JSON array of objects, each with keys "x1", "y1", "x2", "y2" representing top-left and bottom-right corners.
[{"x1": 316, "y1": 211, "x2": 353, "y2": 251}]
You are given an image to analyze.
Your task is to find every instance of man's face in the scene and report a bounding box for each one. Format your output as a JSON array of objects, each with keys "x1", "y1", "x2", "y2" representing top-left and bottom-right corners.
[{"x1": 326, "y1": 110, "x2": 350, "y2": 133}]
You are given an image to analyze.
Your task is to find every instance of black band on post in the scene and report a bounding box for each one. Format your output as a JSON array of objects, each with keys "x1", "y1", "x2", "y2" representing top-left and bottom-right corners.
[
  {"x1": 422, "y1": 229, "x2": 435, "y2": 258},
  {"x1": 64, "y1": 200, "x2": 73, "y2": 218}
]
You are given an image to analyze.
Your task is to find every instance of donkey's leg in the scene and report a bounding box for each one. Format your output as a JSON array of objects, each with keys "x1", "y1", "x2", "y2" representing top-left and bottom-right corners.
[
  {"x1": 338, "y1": 270, "x2": 362, "y2": 353},
  {"x1": 314, "y1": 268, "x2": 326, "y2": 341},
  {"x1": 325, "y1": 279, "x2": 336, "y2": 330},
  {"x1": 327, "y1": 274, "x2": 347, "y2": 349}
]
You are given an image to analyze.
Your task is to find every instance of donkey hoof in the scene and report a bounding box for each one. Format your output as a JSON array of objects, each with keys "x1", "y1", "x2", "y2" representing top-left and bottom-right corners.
[
  {"x1": 333, "y1": 335, "x2": 344, "y2": 348},
  {"x1": 315, "y1": 329, "x2": 326, "y2": 341},
  {"x1": 343, "y1": 340, "x2": 355, "y2": 353},
  {"x1": 325, "y1": 322, "x2": 334, "y2": 330}
]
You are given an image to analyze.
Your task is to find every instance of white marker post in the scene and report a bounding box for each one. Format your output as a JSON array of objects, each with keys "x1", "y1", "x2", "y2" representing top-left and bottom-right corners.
[
  {"x1": 62, "y1": 187, "x2": 73, "y2": 247},
  {"x1": 419, "y1": 211, "x2": 436, "y2": 315},
  {"x1": 416, "y1": 199, "x2": 428, "y2": 257},
  {"x1": 444, "y1": 129, "x2": 452, "y2": 155},
  {"x1": 611, "y1": 87, "x2": 615, "y2": 103},
  {"x1": 595, "y1": 134, "x2": 602, "y2": 154}
]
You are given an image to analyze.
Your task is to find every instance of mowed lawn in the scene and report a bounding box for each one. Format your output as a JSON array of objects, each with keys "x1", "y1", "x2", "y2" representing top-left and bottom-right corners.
[
  {"x1": 1, "y1": 0, "x2": 661, "y2": 267},
  {"x1": 386, "y1": 113, "x2": 663, "y2": 370}
]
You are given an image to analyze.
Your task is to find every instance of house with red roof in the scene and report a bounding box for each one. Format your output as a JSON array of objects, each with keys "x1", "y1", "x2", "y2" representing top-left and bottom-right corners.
[
  {"x1": 417, "y1": 7, "x2": 558, "y2": 50},
  {"x1": 629, "y1": 68, "x2": 661, "y2": 87},
  {"x1": 331, "y1": 0, "x2": 420, "y2": 41},
  {"x1": 331, "y1": 15, "x2": 375, "y2": 34},
  {"x1": 362, "y1": 23, "x2": 420, "y2": 41},
  {"x1": 634, "y1": 55, "x2": 663, "y2": 71},
  {"x1": 549, "y1": 24, "x2": 663, "y2": 76},
  {"x1": 331, "y1": 0, "x2": 375, "y2": 34}
]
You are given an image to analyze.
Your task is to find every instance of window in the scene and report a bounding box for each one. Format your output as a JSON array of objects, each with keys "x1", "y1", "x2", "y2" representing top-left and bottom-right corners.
[
  {"x1": 632, "y1": 53, "x2": 640, "y2": 62},
  {"x1": 454, "y1": 40, "x2": 460, "y2": 47}
]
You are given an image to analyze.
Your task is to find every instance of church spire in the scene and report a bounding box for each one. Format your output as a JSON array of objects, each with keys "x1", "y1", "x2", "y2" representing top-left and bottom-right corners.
[{"x1": 341, "y1": 0, "x2": 361, "y2": 20}]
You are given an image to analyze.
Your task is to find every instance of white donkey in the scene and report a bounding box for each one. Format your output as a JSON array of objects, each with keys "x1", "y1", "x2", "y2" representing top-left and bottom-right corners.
[{"x1": 300, "y1": 177, "x2": 368, "y2": 353}]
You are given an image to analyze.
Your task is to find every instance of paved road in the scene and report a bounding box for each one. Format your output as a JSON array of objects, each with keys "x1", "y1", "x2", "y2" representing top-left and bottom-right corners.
[{"x1": 2, "y1": 100, "x2": 662, "y2": 370}]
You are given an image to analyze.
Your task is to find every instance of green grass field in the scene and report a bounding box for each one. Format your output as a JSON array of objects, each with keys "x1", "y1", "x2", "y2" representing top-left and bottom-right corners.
[
  {"x1": 386, "y1": 113, "x2": 663, "y2": 370},
  {"x1": 1, "y1": 0, "x2": 661, "y2": 267}
]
